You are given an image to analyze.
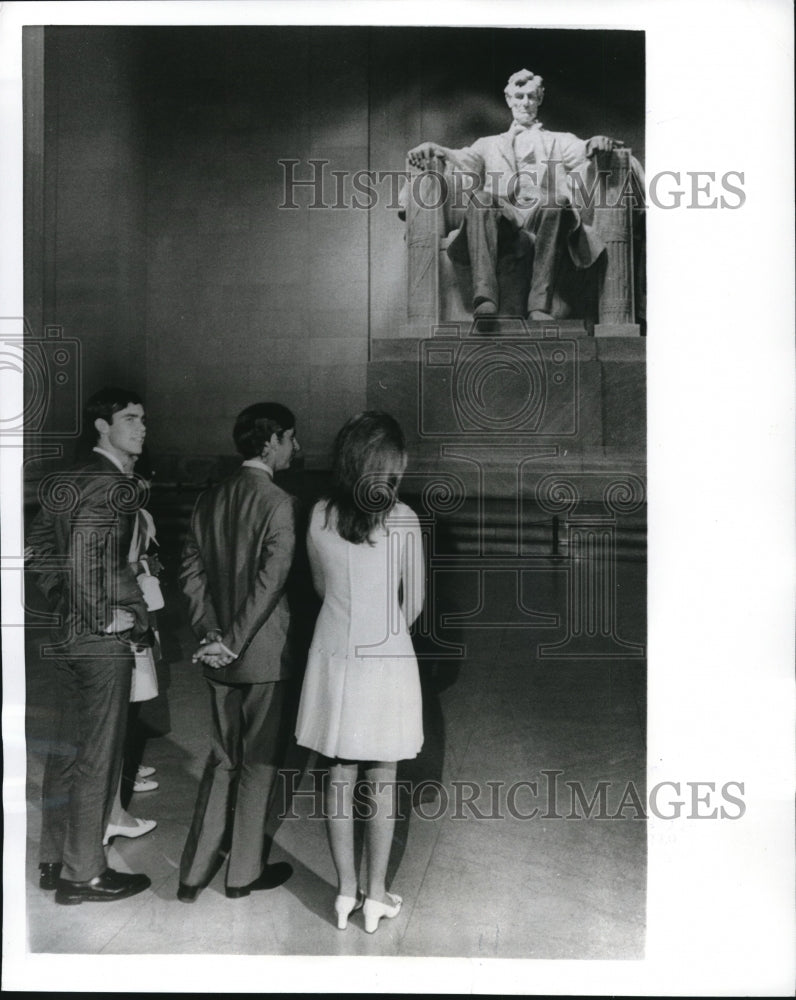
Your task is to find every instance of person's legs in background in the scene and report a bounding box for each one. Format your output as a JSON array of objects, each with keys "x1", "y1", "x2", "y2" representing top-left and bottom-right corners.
[{"x1": 104, "y1": 704, "x2": 157, "y2": 844}]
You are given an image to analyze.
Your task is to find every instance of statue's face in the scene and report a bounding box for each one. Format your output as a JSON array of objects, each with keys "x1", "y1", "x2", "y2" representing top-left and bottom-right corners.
[{"x1": 506, "y1": 81, "x2": 542, "y2": 126}]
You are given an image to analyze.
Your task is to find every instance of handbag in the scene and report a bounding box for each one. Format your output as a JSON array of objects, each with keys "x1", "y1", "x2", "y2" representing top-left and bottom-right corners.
[
  {"x1": 129, "y1": 513, "x2": 165, "y2": 612},
  {"x1": 136, "y1": 560, "x2": 164, "y2": 611},
  {"x1": 130, "y1": 644, "x2": 159, "y2": 702}
]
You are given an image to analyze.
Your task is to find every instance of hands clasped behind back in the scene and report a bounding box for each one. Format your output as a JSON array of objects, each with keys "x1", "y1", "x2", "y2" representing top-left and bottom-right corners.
[{"x1": 192, "y1": 639, "x2": 236, "y2": 669}]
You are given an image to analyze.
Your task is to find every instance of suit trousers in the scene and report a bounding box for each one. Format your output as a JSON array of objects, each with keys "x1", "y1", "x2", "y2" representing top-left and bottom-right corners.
[
  {"x1": 39, "y1": 633, "x2": 133, "y2": 881},
  {"x1": 180, "y1": 678, "x2": 288, "y2": 889},
  {"x1": 459, "y1": 189, "x2": 573, "y2": 314}
]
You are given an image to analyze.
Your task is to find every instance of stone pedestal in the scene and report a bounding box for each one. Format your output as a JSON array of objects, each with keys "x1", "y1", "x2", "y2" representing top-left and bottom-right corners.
[
  {"x1": 368, "y1": 331, "x2": 645, "y2": 463},
  {"x1": 367, "y1": 321, "x2": 645, "y2": 568},
  {"x1": 595, "y1": 323, "x2": 639, "y2": 338}
]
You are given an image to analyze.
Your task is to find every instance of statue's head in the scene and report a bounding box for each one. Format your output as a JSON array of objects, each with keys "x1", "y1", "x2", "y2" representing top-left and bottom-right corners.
[{"x1": 504, "y1": 69, "x2": 545, "y2": 126}]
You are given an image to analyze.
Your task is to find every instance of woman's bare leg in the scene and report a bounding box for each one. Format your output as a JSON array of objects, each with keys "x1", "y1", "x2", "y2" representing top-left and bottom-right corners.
[
  {"x1": 326, "y1": 761, "x2": 358, "y2": 897},
  {"x1": 106, "y1": 775, "x2": 128, "y2": 827},
  {"x1": 362, "y1": 761, "x2": 398, "y2": 902}
]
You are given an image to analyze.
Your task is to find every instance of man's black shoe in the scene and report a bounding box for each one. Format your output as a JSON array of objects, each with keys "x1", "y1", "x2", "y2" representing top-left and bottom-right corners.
[
  {"x1": 177, "y1": 882, "x2": 201, "y2": 903},
  {"x1": 54, "y1": 868, "x2": 151, "y2": 905},
  {"x1": 225, "y1": 862, "x2": 293, "y2": 898},
  {"x1": 39, "y1": 862, "x2": 62, "y2": 890}
]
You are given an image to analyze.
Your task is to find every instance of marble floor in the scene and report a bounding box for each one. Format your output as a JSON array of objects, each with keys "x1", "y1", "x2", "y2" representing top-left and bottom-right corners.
[{"x1": 20, "y1": 555, "x2": 646, "y2": 962}]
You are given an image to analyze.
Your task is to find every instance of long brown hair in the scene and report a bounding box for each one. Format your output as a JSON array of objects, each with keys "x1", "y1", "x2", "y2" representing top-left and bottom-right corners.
[{"x1": 324, "y1": 411, "x2": 407, "y2": 545}]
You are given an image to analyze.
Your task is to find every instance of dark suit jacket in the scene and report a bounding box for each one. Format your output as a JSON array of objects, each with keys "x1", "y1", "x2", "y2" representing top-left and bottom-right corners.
[
  {"x1": 180, "y1": 465, "x2": 297, "y2": 684},
  {"x1": 26, "y1": 454, "x2": 150, "y2": 645}
]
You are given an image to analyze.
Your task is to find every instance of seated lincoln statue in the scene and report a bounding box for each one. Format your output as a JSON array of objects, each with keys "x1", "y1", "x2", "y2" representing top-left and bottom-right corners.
[{"x1": 405, "y1": 68, "x2": 644, "y2": 328}]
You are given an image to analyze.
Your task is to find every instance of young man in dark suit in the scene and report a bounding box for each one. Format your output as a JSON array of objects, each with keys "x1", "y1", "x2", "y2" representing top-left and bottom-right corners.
[
  {"x1": 27, "y1": 386, "x2": 153, "y2": 904},
  {"x1": 177, "y1": 402, "x2": 300, "y2": 901}
]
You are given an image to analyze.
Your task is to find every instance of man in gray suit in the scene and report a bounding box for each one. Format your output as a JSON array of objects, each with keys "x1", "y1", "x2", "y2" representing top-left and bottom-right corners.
[
  {"x1": 27, "y1": 386, "x2": 152, "y2": 904},
  {"x1": 177, "y1": 403, "x2": 300, "y2": 901},
  {"x1": 408, "y1": 68, "x2": 625, "y2": 320}
]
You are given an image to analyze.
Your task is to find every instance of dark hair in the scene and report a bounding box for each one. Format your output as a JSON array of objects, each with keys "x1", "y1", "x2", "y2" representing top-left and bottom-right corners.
[
  {"x1": 325, "y1": 411, "x2": 407, "y2": 545},
  {"x1": 84, "y1": 386, "x2": 143, "y2": 443},
  {"x1": 233, "y1": 402, "x2": 295, "y2": 459}
]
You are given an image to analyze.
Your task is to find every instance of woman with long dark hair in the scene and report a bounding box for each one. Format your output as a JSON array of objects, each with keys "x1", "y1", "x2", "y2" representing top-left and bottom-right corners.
[{"x1": 295, "y1": 411, "x2": 424, "y2": 933}]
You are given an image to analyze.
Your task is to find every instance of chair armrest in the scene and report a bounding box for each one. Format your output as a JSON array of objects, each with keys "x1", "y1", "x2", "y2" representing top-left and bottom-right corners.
[{"x1": 400, "y1": 156, "x2": 469, "y2": 235}]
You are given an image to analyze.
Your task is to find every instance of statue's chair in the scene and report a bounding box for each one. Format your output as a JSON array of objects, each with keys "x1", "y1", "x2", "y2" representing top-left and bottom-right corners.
[{"x1": 401, "y1": 149, "x2": 645, "y2": 336}]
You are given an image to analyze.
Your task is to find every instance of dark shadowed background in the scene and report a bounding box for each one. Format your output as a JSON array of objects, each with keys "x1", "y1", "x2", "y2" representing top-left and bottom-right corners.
[{"x1": 24, "y1": 25, "x2": 644, "y2": 467}]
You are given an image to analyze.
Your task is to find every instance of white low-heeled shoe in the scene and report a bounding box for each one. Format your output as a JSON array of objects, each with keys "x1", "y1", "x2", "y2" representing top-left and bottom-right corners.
[
  {"x1": 103, "y1": 817, "x2": 157, "y2": 846},
  {"x1": 363, "y1": 891, "x2": 402, "y2": 933},
  {"x1": 131, "y1": 776, "x2": 159, "y2": 793},
  {"x1": 334, "y1": 891, "x2": 364, "y2": 930}
]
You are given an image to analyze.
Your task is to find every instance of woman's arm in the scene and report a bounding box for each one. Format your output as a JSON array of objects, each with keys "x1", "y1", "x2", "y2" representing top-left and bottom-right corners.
[
  {"x1": 307, "y1": 518, "x2": 326, "y2": 599},
  {"x1": 400, "y1": 508, "x2": 425, "y2": 627}
]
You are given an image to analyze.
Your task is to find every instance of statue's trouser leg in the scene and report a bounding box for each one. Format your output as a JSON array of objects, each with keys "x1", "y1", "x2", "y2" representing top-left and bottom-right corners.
[
  {"x1": 526, "y1": 205, "x2": 571, "y2": 314},
  {"x1": 464, "y1": 193, "x2": 501, "y2": 307}
]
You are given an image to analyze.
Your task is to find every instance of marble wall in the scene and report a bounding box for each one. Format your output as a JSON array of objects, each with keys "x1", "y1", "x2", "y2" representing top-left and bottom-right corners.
[{"x1": 28, "y1": 28, "x2": 148, "y2": 424}]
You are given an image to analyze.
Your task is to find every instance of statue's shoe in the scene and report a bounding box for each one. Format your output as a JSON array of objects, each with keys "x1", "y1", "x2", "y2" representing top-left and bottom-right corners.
[{"x1": 474, "y1": 298, "x2": 498, "y2": 317}]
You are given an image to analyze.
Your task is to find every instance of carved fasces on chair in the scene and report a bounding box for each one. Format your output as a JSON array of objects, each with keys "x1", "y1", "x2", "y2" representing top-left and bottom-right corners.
[
  {"x1": 404, "y1": 157, "x2": 486, "y2": 329},
  {"x1": 405, "y1": 155, "x2": 446, "y2": 328},
  {"x1": 591, "y1": 148, "x2": 638, "y2": 335}
]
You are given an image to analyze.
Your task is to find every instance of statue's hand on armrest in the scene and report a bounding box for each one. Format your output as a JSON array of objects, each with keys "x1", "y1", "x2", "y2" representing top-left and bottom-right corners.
[
  {"x1": 586, "y1": 135, "x2": 625, "y2": 158},
  {"x1": 408, "y1": 141, "x2": 449, "y2": 170}
]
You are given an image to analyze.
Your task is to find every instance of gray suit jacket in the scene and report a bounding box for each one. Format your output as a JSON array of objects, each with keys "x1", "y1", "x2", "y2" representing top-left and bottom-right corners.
[
  {"x1": 180, "y1": 465, "x2": 297, "y2": 684},
  {"x1": 26, "y1": 454, "x2": 151, "y2": 646}
]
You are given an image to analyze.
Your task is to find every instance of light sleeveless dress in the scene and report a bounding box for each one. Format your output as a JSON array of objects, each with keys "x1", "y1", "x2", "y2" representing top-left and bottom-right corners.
[{"x1": 295, "y1": 500, "x2": 424, "y2": 762}]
